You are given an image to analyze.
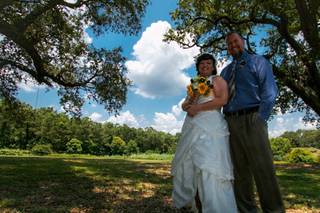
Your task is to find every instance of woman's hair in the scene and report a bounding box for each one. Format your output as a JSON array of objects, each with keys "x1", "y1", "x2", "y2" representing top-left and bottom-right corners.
[{"x1": 196, "y1": 53, "x2": 217, "y2": 75}]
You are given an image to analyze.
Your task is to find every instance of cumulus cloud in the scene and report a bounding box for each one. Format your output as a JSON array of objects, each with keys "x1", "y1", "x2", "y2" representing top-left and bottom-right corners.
[
  {"x1": 151, "y1": 112, "x2": 184, "y2": 135},
  {"x1": 107, "y1": 110, "x2": 140, "y2": 128},
  {"x1": 83, "y1": 26, "x2": 93, "y2": 44},
  {"x1": 104, "y1": 98, "x2": 186, "y2": 135},
  {"x1": 18, "y1": 77, "x2": 46, "y2": 92},
  {"x1": 89, "y1": 112, "x2": 103, "y2": 123},
  {"x1": 171, "y1": 98, "x2": 185, "y2": 117},
  {"x1": 151, "y1": 98, "x2": 186, "y2": 134},
  {"x1": 268, "y1": 113, "x2": 317, "y2": 138},
  {"x1": 126, "y1": 21, "x2": 199, "y2": 99}
]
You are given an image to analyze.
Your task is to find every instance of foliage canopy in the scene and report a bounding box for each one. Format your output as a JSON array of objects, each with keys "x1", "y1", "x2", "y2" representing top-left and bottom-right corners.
[
  {"x1": 0, "y1": 0, "x2": 149, "y2": 115},
  {"x1": 165, "y1": 0, "x2": 320, "y2": 125}
]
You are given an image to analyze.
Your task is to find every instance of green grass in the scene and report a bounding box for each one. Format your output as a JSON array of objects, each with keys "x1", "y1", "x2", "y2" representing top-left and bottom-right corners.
[
  {"x1": 0, "y1": 155, "x2": 179, "y2": 213},
  {"x1": 276, "y1": 163, "x2": 320, "y2": 211},
  {"x1": 0, "y1": 155, "x2": 319, "y2": 212}
]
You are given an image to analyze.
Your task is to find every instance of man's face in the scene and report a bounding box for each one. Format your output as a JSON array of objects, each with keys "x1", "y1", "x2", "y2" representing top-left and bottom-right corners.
[{"x1": 226, "y1": 33, "x2": 245, "y2": 57}]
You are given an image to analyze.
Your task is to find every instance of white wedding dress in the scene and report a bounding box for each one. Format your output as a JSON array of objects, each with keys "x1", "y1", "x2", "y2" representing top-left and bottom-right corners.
[{"x1": 171, "y1": 76, "x2": 237, "y2": 213}]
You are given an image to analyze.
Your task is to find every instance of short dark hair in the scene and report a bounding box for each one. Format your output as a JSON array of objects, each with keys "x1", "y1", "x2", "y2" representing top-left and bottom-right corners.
[
  {"x1": 196, "y1": 53, "x2": 217, "y2": 75},
  {"x1": 225, "y1": 31, "x2": 244, "y2": 41}
]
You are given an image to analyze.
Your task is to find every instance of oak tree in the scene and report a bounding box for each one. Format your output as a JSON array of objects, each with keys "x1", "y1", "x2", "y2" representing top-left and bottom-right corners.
[
  {"x1": 165, "y1": 0, "x2": 320, "y2": 125},
  {"x1": 0, "y1": 0, "x2": 149, "y2": 115}
]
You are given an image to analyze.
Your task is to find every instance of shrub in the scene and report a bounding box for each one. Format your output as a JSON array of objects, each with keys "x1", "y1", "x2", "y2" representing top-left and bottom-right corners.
[
  {"x1": 0, "y1": 149, "x2": 30, "y2": 156},
  {"x1": 286, "y1": 148, "x2": 317, "y2": 163},
  {"x1": 66, "y1": 138, "x2": 82, "y2": 154},
  {"x1": 110, "y1": 136, "x2": 126, "y2": 155},
  {"x1": 270, "y1": 137, "x2": 292, "y2": 160},
  {"x1": 31, "y1": 144, "x2": 53, "y2": 155},
  {"x1": 124, "y1": 140, "x2": 139, "y2": 155}
]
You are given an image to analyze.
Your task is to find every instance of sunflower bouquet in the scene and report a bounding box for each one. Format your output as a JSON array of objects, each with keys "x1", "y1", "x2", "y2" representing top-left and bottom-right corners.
[{"x1": 187, "y1": 76, "x2": 213, "y2": 99}]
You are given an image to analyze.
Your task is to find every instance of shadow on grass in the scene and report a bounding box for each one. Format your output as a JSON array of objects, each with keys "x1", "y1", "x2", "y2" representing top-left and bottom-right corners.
[
  {"x1": 276, "y1": 163, "x2": 320, "y2": 210},
  {"x1": 0, "y1": 156, "x2": 191, "y2": 212},
  {"x1": 1, "y1": 157, "x2": 318, "y2": 212}
]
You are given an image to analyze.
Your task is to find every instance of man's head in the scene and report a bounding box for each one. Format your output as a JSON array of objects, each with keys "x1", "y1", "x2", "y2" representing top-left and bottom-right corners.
[
  {"x1": 196, "y1": 53, "x2": 217, "y2": 76},
  {"x1": 226, "y1": 32, "x2": 245, "y2": 58}
]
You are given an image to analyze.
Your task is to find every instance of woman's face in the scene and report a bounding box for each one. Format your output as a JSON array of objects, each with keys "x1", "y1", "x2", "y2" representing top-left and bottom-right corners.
[{"x1": 198, "y1": 59, "x2": 214, "y2": 77}]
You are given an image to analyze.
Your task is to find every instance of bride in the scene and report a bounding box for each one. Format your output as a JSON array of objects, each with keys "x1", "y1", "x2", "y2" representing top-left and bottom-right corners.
[{"x1": 171, "y1": 53, "x2": 237, "y2": 213}]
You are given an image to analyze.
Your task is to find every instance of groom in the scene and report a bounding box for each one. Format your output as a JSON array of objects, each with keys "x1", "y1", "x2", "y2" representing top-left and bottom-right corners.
[{"x1": 221, "y1": 32, "x2": 285, "y2": 213}]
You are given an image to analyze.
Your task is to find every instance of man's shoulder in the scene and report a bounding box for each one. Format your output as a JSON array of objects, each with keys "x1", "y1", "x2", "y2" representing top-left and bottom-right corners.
[
  {"x1": 221, "y1": 62, "x2": 232, "y2": 73},
  {"x1": 247, "y1": 53, "x2": 269, "y2": 64},
  {"x1": 220, "y1": 64, "x2": 231, "y2": 79}
]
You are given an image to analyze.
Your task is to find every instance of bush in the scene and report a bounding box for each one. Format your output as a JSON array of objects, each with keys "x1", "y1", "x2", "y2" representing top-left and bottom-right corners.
[
  {"x1": 124, "y1": 140, "x2": 139, "y2": 155},
  {"x1": 286, "y1": 148, "x2": 317, "y2": 163},
  {"x1": 0, "y1": 148, "x2": 30, "y2": 156},
  {"x1": 128, "y1": 153, "x2": 173, "y2": 161},
  {"x1": 31, "y1": 144, "x2": 53, "y2": 155},
  {"x1": 270, "y1": 137, "x2": 292, "y2": 160},
  {"x1": 110, "y1": 136, "x2": 126, "y2": 155},
  {"x1": 66, "y1": 138, "x2": 82, "y2": 154}
]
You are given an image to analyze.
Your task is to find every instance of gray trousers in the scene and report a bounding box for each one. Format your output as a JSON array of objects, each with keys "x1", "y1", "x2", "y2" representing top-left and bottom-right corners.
[{"x1": 225, "y1": 112, "x2": 285, "y2": 213}]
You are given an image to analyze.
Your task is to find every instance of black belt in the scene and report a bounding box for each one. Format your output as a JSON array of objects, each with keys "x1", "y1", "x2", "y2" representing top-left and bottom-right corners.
[{"x1": 224, "y1": 106, "x2": 259, "y2": 117}]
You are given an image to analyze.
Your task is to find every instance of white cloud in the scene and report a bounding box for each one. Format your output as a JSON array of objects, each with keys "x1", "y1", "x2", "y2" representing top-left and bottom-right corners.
[
  {"x1": 294, "y1": 117, "x2": 317, "y2": 130},
  {"x1": 18, "y1": 77, "x2": 46, "y2": 92},
  {"x1": 64, "y1": 0, "x2": 78, "y2": 4},
  {"x1": 107, "y1": 110, "x2": 140, "y2": 128},
  {"x1": 268, "y1": 113, "x2": 317, "y2": 138},
  {"x1": 126, "y1": 21, "x2": 200, "y2": 99},
  {"x1": 83, "y1": 26, "x2": 93, "y2": 44},
  {"x1": 171, "y1": 98, "x2": 185, "y2": 117},
  {"x1": 151, "y1": 98, "x2": 186, "y2": 134},
  {"x1": 151, "y1": 112, "x2": 184, "y2": 135},
  {"x1": 104, "y1": 98, "x2": 186, "y2": 135},
  {"x1": 89, "y1": 112, "x2": 103, "y2": 123}
]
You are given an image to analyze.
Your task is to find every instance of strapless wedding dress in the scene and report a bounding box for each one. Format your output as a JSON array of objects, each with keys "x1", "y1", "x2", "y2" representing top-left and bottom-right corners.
[{"x1": 171, "y1": 79, "x2": 237, "y2": 212}]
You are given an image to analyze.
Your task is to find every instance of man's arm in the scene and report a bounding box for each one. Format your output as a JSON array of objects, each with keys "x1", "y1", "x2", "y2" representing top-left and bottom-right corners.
[{"x1": 256, "y1": 57, "x2": 278, "y2": 121}]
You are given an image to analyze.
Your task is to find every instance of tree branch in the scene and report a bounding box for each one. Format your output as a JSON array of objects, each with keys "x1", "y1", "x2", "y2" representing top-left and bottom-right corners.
[
  {"x1": 273, "y1": 65, "x2": 320, "y2": 115},
  {"x1": 0, "y1": 20, "x2": 50, "y2": 81},
  {"x1": 15, "y1": 0, "x2": 88, "y2": 33},
  {"x1": 0, "y1": 0, "x2": 18, "y2": 10},
  {"x1": 16, "y1": 0, "x2": 63, "y2": 32},
  {"x1": 294, "y1": 0, "x2": 320, "y2": 56},
  {"x1": 0, "y1": 58, "x2": 52, "y2": 86}
]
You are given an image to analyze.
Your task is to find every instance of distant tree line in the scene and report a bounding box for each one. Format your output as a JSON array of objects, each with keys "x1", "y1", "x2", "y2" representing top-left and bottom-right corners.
[
  {"x1": 0, "y1": 100, "x2": 178, "y2": 155},
  {"x1": 270, "y1": 129, "x2": 320, "y2": 163},
  {"x1": 1, "y1": 99, "x2": 319, "y2": 159}
]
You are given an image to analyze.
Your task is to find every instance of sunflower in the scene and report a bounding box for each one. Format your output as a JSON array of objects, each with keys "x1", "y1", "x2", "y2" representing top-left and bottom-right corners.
[
  {"x1": 187, "y1": 85, "x2": 194, "y2": 97},
  {"x1": 198, "y1": 83, "x2": 208, "y2": 95},
  {"x1": 199, "y1": 77, "x2": 206, "y2": 83}
]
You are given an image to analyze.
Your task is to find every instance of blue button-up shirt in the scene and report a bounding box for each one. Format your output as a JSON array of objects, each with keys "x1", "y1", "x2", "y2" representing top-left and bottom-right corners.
[{"x1": 221, "y1": 51, "x2": 278, "y2": 121}]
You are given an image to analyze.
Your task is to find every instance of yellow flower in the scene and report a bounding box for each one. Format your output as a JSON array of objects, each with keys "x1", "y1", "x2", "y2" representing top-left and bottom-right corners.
[
  {"x1": 199, "y1": 77, "x2": 206, "y2": 83},
  {"x1": 187, "y1": 85, "x2": 194, "y2": 97},
  {"x1": 198, "y1": 83, "x2": 208, "y2": 95}
]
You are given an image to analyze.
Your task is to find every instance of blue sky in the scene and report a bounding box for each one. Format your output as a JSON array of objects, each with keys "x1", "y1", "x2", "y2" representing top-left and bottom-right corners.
[{"x1": 16, "y1": 0, "x2": 316, "y2": 137}]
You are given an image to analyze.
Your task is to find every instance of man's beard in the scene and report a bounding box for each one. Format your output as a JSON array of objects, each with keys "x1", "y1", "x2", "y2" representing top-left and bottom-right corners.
[{"x1": 232, "y1": 48, "x2": 243, "y2": 59}]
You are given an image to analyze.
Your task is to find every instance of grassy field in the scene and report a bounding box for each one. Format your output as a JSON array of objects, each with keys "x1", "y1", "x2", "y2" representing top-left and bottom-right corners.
[{"x1": 0, "y1": 155, "x2": 319, "y2": 213}]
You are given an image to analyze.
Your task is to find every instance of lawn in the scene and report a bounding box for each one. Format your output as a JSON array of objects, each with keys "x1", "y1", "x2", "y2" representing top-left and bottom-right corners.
[{"x1": 0, "y1": 155, "x2": 319, "y2": 212}]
